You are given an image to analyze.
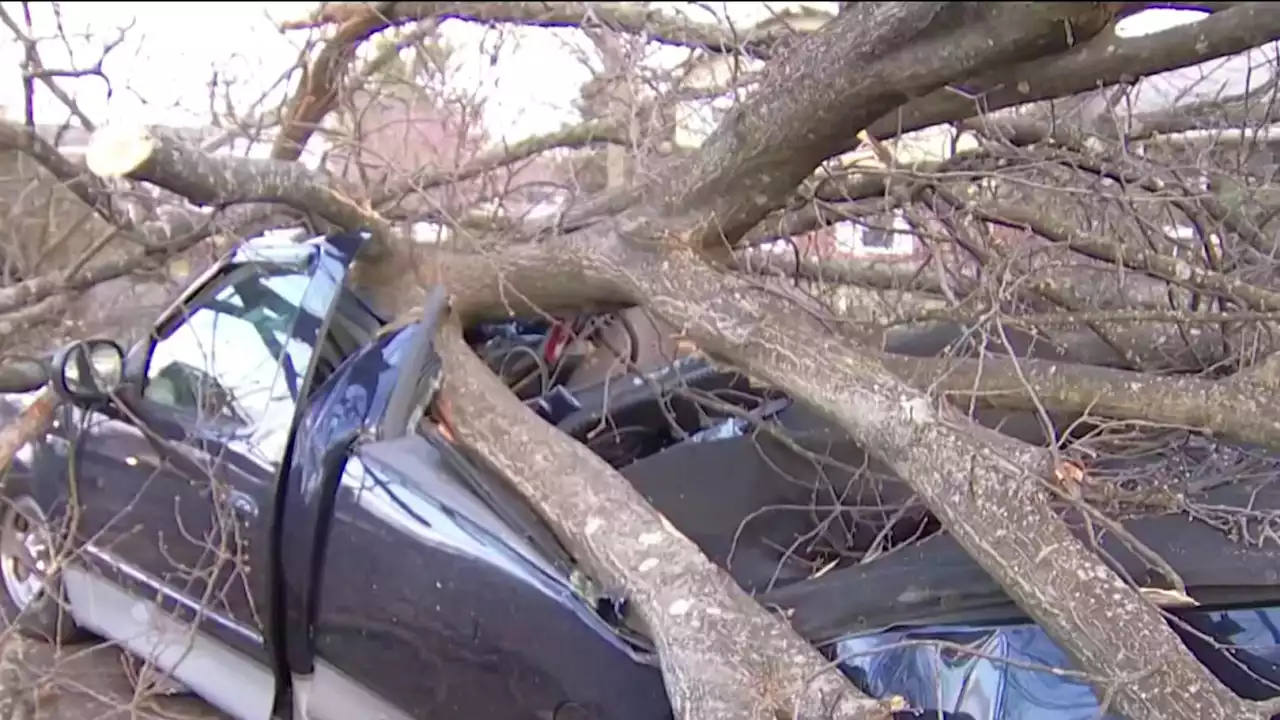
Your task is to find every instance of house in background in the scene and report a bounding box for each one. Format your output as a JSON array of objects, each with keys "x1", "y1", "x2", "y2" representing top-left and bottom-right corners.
[{"x1": 326, "y1": 84, "x2": 575, "y2": 247}]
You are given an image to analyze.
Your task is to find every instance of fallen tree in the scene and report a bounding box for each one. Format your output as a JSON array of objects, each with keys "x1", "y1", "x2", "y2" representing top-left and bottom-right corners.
[{"x1": 5, "y1": 2, "x2": 1280, "y2": 719}]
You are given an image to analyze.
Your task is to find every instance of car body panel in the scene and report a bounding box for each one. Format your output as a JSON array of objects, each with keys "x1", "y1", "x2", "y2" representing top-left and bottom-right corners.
[
  {"x1": 275, "y1": 325, "x2": 411, "y2": 677},
  {"x1": 279, "y1": 316, "x2": 671, "y2": 719},
  {"x1": 308, "y1": 439, "x2": 670, "y2": 719},
  {"x1": 61, "y1": 560, "x2": 277, "y2": 719},
  {"x1": 832, "y1": 606, "x2": 1280, "y2": 719}
]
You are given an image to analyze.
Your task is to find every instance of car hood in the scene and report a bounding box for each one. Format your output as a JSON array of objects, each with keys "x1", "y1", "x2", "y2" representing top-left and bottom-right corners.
[{"x1": 831, "y1": 604, "x2": 1280, "y2": 719}]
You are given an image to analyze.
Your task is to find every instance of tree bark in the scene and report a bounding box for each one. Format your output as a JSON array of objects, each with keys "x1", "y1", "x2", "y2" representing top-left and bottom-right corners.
[
  {"x1": 616, "y1": 245, "x2": 1273, "y2": 720},
  {"x1": 436, "y1": 321, "x2": 895, "y2": 720},
  {"x1": 86, "y1": 126, "x2": 391, "y2": 241},
  {"x1": 636, "y1": 2, "x2": 1118, "y2": 252},
  {"x1": 864, "y1": 2, "x2": 1280, "y2": 144}
]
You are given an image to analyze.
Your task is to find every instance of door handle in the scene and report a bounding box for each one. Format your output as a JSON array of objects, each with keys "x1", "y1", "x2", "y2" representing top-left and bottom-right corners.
[{"x1": 228, "y1": 491, "x2": 258, "y2": 519}]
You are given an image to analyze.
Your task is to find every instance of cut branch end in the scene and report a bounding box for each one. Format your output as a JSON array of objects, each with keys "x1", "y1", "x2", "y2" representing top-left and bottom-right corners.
[{"x1": 86, "y1": 125, "x2": 157, "y2": 178}]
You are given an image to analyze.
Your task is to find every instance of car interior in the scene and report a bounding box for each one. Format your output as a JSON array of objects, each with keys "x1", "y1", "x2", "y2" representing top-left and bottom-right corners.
[
  {"x1": 307, "y1": 285, "x2": 386, "y2": 390},
  {"x1": 461, "y1": 308, "x2": 955, "y2": 586}
]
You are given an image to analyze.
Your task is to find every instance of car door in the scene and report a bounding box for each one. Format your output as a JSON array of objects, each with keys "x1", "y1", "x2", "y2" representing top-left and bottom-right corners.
[{"x1": 64, "y1": 239, "x2": 358, "y2": 663}]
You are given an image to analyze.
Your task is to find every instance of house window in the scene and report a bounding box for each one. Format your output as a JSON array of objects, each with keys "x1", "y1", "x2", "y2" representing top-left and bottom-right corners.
[
  {"x1": 411, "y1": 221, "x2": 452, "y2": 244},
  {"x1": 833, "y1": 210, "x2": 916, "y2": 256},
  {"x1": 1163, "y1": 224, "x2": 1222, "y2": 253},
  {"x1": 859, "y1": 224, "x2": 896, "y2": 250}
]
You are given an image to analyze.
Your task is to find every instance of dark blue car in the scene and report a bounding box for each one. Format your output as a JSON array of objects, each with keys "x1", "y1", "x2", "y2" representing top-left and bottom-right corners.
[{"x1": 1, "y1": 231, "x2": 1277, "y2": 720}]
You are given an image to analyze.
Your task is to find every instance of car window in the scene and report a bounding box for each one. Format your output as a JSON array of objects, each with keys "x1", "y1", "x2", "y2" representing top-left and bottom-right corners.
[{"x1": 144, "y1": 263, "x2": 320, "y2": 462}]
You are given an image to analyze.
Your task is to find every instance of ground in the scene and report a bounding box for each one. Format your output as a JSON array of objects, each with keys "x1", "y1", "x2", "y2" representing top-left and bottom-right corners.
[{"x1": 1, "y1": 635, "x2": 223, "y2": 719}]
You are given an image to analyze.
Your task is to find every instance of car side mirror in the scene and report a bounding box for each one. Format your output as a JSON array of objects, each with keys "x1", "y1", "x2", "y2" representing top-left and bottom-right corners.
[{"x1": 52, "y1": 339, "x2": 126, "y2": 405}]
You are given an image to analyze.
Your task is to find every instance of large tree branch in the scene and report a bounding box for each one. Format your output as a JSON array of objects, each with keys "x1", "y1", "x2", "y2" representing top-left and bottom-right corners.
[
  {"x1": 640, "y1": 3, "x2": 1120, "y2": 253},
  {"x1": 865, "y1": 2, "x2": 1280, "y2": 143},
  {"x1": 75, "y1": 124, "x2": 647, "y2": 319},
  {"x1": 436, "y1": 320, "x2": 894, "y2": 720},
  {"x1": 892, "y1": 352, "x2": 1280, "y2": 449},
  {"x1": 620, "y1": 245, "x2": 1269, "y2": 720},
  {"x1": 85, "y1": 126, "x2": 393, "y2": 247}
]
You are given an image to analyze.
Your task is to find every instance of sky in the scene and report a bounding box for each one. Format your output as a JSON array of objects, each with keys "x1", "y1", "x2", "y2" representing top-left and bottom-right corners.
[
  {"x1": 0, "y1": 2, "x2": 1212, "y2": 147},
  {"x1": 0, "y1": 1, "x2": 823, "y2": 143}
]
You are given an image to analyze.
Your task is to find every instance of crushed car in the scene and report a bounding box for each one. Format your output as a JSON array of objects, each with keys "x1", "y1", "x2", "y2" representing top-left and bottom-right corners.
[{"x1": 0, "y1": 230, "x2": 1277, "y2": 720}]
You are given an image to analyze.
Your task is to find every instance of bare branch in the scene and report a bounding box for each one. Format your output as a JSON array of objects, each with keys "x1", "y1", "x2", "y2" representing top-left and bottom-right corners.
[
  {"x1": 892, "y1": 352, "x2": 1280, "y2": 449},
  {"x1": 0, "y1": 120, "x2": 117, "y2": 223},
  {"x1": 974, "y1": 202, "x2": 1280, "y2": 311},
  {"x1": 636, "y1": 2, "x2": 1118, "y2": 252},
  {"x1": 374, "y1": 120, "x2": 628, "y2": 210},
  {"x1": 86, "y1": 125, "x2": 393, "y2": 244},
  {"x1": 867, "y1": 2, "x2": 1280, "y2": 142},
  {"x1": 290, "y1": 2, "x2": 797, "y2": 58},
  {"x1": 0, "y1": 5, "x2": 98, "y2": 130}
]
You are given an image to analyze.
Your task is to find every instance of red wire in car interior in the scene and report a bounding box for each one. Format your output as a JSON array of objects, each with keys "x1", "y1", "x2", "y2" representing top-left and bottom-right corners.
[{"x1": 544, "y1": 320, "x2": 567, "y2": 364}]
